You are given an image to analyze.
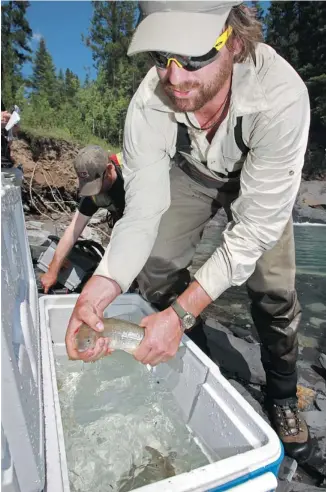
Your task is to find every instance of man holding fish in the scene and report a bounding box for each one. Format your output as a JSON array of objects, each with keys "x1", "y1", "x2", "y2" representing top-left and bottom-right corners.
[{"x1": 65, "y1": 1, "x2": 311, "y2": 462}]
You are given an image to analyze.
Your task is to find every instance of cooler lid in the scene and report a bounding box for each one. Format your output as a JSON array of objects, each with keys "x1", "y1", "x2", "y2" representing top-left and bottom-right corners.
[{"x1": 1, "y1": 173, "x2": 45, "y2": 492}]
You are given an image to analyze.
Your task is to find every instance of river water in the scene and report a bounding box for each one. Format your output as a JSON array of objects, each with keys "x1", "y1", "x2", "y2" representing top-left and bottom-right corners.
[{"x1": 190, "y1": 222, "x2": 326, "y2": 350}]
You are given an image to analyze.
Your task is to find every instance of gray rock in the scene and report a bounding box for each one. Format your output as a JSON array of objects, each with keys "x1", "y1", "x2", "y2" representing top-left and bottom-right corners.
[
  {"x1": 81, "y1": 225, "x2": 103, "y2": 245},
  {"x1": 301, "y1": 410, "x2": 326, "y2": 428},
  {"x1": 278, "y1": 456, "x2": 298, "y2": 482},
  {"x1": 228, "y1": 379, "x2": 267, "y2": 419},
  {"x1": 27, "y1": 229, "x2": 50, "y2": 247},
  {"x1": 319, "y1": 353, "x2": 326, "y2": 371},
  {"x1": 315, "y1": 394, "x2": 326, "y2": 412},
  {"x1": 205, "y1": 317, "x2": 233, "y2": 333},
  {"x1": 26, "y1": 220, "x2": 44, "y2": 230},
  {"x1": 204, "y1": 323, "x2": 266, "y2": 385},
  {"x1": 302, "y1": 414, "x2": 326, "y2": 477},
  {"x1": 89, "y1": 209, "x2": 108, "y2": 225},
  {"x1": 315, "y1": 380, "x2": 326, "y2": 394},
  {"x1": 277, "y1": 483, "x2": 326, "y2": 492},
  {"x1": 228, "y1": 324, "x2": 259, "y2": 344}
]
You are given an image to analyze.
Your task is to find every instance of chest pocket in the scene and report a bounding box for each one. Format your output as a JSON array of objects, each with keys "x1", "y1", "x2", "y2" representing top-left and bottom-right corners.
[{"x1": 176, "y1": 116, "x2": 249, "y2": 180}]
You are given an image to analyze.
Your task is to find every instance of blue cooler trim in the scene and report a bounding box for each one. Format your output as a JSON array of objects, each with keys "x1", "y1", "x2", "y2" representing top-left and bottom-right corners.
[{"x1": 208, "y1": 442, "x2": 284, "y2": 492}]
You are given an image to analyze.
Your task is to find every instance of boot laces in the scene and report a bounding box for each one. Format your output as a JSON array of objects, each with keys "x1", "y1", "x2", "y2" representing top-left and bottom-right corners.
[{"x1": 274, "y1": 403, "x2": 303, "y2": 436}]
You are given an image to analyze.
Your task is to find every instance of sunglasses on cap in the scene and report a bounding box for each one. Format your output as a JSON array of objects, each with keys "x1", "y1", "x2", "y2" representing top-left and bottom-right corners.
[{"x1": 149, "y1": 26, "x2": 233, "y2": 72}]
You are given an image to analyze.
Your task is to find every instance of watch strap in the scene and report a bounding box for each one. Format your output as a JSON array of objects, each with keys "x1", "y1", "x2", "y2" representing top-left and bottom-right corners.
[{"x1": 171, "y1": 300, "x2": 188, "y2": 320}]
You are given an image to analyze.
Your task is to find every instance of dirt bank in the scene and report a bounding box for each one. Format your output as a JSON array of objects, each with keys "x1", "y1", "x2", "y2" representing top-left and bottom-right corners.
[{"x1": 10, "y1": 132, "x2": 326, "y2": 224}]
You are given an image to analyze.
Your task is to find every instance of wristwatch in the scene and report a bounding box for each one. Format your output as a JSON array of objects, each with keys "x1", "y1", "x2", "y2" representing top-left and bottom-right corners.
[{"x1": 170, "y1": 300, "x2": 196, "y2": 331}]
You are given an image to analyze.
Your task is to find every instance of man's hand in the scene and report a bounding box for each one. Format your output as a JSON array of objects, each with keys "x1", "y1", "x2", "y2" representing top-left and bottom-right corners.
[
  {"x1": 65, "y1": 275, "x2": 121, "y2": 362},
  {"x1": 133, "y1": 307, "x2": 183, "y2": 366},
  {"x1": 40, "y1": 269, "x2": 58, "y2": 294},
  {"x1": 1, "y1": 111, "x2": 11, "y2": 128}
]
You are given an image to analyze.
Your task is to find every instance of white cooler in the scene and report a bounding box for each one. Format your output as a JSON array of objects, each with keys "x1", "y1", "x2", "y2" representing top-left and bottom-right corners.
[{"x1": 1, "y1": 175, "x2": 283, "y2": 492}]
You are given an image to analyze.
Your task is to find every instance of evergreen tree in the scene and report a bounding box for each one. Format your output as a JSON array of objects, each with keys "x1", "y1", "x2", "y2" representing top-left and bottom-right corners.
[
  {"x1": 65, "y1": 69, "x2": 80, "y2": 101},
  {"x1": 83, "y1": 1, "x2": 150, "y2": 94},
  {"x1": 266, "y1": 2, "x2": 299, "y2": 70},
  {"x1": 31, "y1": 38, "x2": 59, "y2": 108},
  {"x1": 266, "y1": 1, "x2": 325, "y2": 176},
  {"x1": 296, "y1": 2, "x2": 326, "y2": 150},
  {"x1": 1, "y1": 1, "x2": 33, "y2": 106},
  {"x1": 82, "y1": 1, "x2": 151, "y2": 143}
]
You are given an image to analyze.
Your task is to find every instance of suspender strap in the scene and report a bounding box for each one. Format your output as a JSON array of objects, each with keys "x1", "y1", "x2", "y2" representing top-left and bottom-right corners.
[
  {"x1": 176, "y1": 117, "x2": 249, "y2": 159},
  {"x1": 234, "y1": 116, "x2": 249, "y2": 156}
]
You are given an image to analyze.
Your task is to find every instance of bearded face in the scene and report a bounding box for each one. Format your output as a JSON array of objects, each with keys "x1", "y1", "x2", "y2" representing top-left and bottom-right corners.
[{"x1": 158, "y1": 46, "x2": 234, "y2": 112}]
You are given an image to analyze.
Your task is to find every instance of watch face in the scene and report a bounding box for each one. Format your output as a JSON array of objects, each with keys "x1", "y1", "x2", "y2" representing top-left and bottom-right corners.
[{"x1": 182, "y1": 313, "x2": 196, "y2": 330}]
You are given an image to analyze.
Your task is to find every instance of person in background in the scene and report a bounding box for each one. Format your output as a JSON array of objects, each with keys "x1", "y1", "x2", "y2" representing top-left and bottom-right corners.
[
  {"x1": 40, "y1": 145, "x2": 125, "y2": 293},
  {"x1": 65, "y1": 1, "x2": 311, "y2": 463},
  {"x1": 1, "y1": 99, "x2": 17, "y2": 169}
]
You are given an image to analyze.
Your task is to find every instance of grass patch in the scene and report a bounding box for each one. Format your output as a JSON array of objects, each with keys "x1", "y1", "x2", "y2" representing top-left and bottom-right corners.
[{"x1": 20, "y1": 124, "x2": 120, "y2": 153}]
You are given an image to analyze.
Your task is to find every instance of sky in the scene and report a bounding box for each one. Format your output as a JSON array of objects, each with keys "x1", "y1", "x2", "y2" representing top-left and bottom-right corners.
[
  {"x1": 22, "y1": 1, "x2": 97, "y2": 82},
  {"x1": 21, "y1": 1, "x2": 271, "y2": 84}
]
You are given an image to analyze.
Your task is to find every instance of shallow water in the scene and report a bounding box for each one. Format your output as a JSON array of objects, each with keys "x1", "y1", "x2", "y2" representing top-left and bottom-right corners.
[
  {"x1": 191, "y1": 222, "x2": 326, "y2": 350},
  {"x1": 55, "y1": 352, "x2": 210, "y2": 492}
]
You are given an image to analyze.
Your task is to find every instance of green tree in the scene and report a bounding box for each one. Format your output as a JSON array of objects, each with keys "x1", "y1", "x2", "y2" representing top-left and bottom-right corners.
[
  {"x1": 1, "y1": 0, "x2": 33, "y2": 107},
  {"x1": 83, "y1": 1, "x2": 151, "y2": 144},
  {"x1": 65, "y1": 68, "x2": 80, "y2": 101},
  {"x1": 297, "y1": 2, "x2": 326, "y2": 150},
  {"x1": 266, "y1": 2, "x2": 299, "y2": 70},
  {"x1": 31, "y1": 37, "x2": 59, "y2": 108},
  {"x1": 266, "y1": 1, "x2": 326, "y2": 177},
  {"x1": 57, "y1": 68, "x2": 65, "y2": 92},
  {"x1": 83, "y1": 1, "x2": 135, "y2": 86}
]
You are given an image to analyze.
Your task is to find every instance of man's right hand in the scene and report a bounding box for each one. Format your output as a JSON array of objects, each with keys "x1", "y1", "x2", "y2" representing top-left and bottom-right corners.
[
  {"x1": 65, "y1": 275, "x2": 121, "y2": 362},
  {"x1": 40, "y1": 269, "x2": 58, "y2": 294}
]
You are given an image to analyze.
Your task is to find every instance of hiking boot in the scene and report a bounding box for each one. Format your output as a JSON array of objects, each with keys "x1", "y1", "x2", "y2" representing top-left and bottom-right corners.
[{"x1": 266, "y1": 398, "x2": 312, "y2": 464}]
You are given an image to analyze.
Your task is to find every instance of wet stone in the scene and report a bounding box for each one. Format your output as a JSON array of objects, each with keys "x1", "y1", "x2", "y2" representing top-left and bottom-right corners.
[
  {"x1": 204, "y1": 323, "x2": 266, "y2": 385},
  {"x1": 315, "y1": 394, "x2": 326, "y2": 412},
  {"x1": 278, "y1": 456, "x2": 298, "y2": 482},
  {"x1": 227, "y1": 379, "x2": 267, "y2": 420}
]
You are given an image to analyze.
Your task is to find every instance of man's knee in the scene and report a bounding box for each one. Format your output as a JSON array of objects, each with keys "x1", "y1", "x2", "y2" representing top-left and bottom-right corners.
[
  {"x1": 248, "y1": 285, "x2": 301, "y2": 360},
  {"x1": 247, "y1": 286, "x2": 301, "y2": 324}
]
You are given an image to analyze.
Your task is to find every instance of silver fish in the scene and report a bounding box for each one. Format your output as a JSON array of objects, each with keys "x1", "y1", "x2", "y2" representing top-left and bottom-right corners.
[
  {"x1": 75, "y1": 318, "x2": 144, "y2": 354},
  {"x1": 118, "y1": 446, "x2": 176, "y2": 492}
]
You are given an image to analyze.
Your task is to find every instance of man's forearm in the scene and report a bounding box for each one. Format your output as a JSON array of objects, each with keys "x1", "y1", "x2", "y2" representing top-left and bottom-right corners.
[
  {"x1": 176, "y1": 280, "x2": 213, "y2": 318},
  {"x1": 48, "y1": 231, "x2": 76, "y2": 273},
  {"x1": 48, "y1": 211, "x2": 90, "y2": 273}
]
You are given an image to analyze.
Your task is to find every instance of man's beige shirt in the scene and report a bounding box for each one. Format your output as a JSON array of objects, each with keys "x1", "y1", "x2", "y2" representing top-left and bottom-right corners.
[{"x1": 95, "y1": 43, "x2": 310, "y2": 301}]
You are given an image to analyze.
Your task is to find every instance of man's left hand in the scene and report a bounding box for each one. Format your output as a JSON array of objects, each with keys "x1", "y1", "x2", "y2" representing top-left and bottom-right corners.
[
  {"x1": 133, "y1": 308, "x2": 183, "y2": 366},
  {"x1": 1, "y1": 111, "x2": 11, "y2": 128}
]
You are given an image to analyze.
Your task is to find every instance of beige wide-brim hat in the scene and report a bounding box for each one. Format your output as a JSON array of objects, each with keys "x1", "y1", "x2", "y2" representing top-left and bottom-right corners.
[{"x1": 128, "y1": 1, "x2": 242, "y2": 57}]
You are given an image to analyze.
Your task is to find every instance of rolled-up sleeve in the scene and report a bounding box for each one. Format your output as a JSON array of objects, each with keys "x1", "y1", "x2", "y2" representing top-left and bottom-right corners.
[
  {"x1": 94, "y1": 91, "x2": 171, "y2": 292},
  {"x1": 195, "y1": 89, "x2": 310, "y2": 300}
]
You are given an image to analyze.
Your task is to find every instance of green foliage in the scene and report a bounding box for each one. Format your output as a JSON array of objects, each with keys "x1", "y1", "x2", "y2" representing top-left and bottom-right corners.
[
  {"x1": 30, "y1": 37, "x2": 59, "y2": 108},
  {"x1": 65, "y1": 69, "x2": 80, "y2": 101},
  {"x1": 19, "y1": 1, "x2": 149, "y2": 149},
  {"x1": 6, "y1": 0, "x2": 324, "y2": 178},
  {"x1": 265, "y1": 1, "x2": 326, "y2": 177},
  {"x1": 1, "y1": 0, "x2": 33, "y2": 107}
]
